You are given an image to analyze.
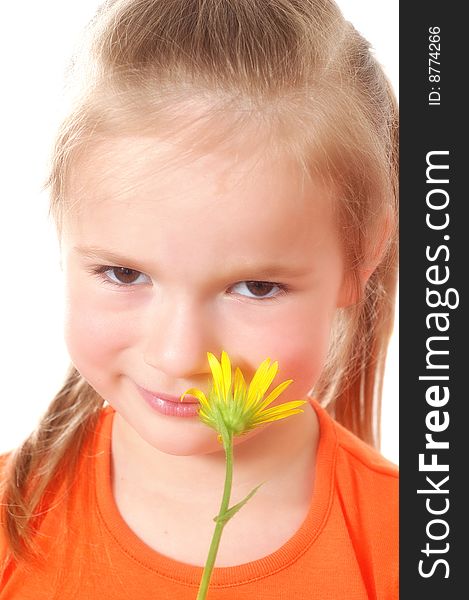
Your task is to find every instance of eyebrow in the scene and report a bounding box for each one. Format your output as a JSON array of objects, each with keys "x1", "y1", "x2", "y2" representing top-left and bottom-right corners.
[
  {"x1": 75, "y1": 246, "x2": 141, "y2": 266},
  {"x1": 73, "y1": 245, "x2": 311, "y2": 279}
]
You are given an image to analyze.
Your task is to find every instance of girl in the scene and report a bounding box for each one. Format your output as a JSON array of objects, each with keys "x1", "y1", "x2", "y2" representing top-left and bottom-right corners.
[{"x1": 0, "y1": 0, "x2": 398, "y2": 598}]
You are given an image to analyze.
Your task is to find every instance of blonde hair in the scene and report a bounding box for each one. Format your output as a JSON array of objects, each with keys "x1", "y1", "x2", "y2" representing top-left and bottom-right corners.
[{"x1": 1, "y1": 0, "x2": 398, "y2": 565}]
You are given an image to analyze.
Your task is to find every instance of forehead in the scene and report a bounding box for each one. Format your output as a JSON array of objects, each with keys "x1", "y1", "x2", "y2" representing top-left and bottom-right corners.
[
  {"x1": 69, "y1": 134, "x2": 334, "y2": 212},
  {"x1": 64, "y1": 135, "x2": 340, "y2": 268}
]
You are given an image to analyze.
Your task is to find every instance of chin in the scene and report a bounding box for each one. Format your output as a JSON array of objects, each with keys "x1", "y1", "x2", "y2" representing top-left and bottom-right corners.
[
  {"x1": 140, "y1": 422, "x2": 262, "y2": 458},
  {"x1": 140, "y1": 423, "x2": 225, "y2": 457}
]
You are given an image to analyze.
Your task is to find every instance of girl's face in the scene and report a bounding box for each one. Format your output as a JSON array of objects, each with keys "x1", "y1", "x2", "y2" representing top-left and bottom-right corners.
[{"x1": 61, "y1": 135, "x2": 349, "y2": 456}]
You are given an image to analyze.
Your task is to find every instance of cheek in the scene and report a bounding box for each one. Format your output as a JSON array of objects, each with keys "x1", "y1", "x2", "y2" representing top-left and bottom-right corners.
[
  {"x1": 273, "y1": 325, "x2": 331, "y2": 396},
  {"x1": 63, "y1": 280, "x2": 136, "y2": 379},
  {"x1": 241, "y1": 304, "x2": 336, "y2": 399}
]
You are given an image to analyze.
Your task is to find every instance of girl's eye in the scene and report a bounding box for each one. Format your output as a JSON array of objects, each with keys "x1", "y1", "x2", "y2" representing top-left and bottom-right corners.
[
  {"x1": 91, "y1": 265, "x2": 150, "y2": 286},
  {"x1": 89, "y1": 267, "x2": 286, "y2": 299},
  {"x1": 229, "y1": 281, "x2": 286, "y2": 300}
]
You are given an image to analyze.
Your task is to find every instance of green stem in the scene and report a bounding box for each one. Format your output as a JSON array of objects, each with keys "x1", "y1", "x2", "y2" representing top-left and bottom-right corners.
[{"x1": 196, "y1": 431, "x2": 234, "y2": 600}]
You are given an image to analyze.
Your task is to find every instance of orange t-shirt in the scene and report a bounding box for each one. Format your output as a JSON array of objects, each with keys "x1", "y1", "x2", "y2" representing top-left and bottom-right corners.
[{"x1": 0, "y1": 400, "x2": 398, "y2": 599}]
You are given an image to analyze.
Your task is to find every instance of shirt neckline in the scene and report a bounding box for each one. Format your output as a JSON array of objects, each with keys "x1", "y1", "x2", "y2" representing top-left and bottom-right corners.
[{"x1": 94, "y1": 398, "x2": 337, "y2": 586}]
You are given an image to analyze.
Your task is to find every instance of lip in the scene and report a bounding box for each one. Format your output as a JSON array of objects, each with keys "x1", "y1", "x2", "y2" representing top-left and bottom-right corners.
[{"x1": 136, "y1": 384, "x2": 201, "y2": 418}]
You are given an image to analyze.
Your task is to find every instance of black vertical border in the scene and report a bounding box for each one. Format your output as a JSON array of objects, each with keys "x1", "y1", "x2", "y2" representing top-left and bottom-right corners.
[{"x1": 400, "y1": 2, "x2": 467, "y2": 597}]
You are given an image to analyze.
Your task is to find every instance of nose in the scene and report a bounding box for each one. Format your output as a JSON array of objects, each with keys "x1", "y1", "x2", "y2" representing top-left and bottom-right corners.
[{"x1": 143, "y1": 297, "x2": 215, "y2": 379}]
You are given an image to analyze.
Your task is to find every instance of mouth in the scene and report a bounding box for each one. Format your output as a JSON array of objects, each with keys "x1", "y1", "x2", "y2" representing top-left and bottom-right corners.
[
  {"x1": 143, "y1": 389, "x2": 200, "y2": 403},
  {"x1": 136, "y1": 384, "x2": 201, "y2": 418}
]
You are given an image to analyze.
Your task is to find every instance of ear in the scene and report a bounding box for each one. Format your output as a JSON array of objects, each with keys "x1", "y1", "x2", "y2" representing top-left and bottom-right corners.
[{"x1": 337, "y1": 206, "x2": 395, "y2": 308}]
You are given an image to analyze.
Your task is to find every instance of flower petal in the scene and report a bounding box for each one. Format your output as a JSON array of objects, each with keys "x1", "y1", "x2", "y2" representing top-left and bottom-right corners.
[
  {"x1": 253, "y1": 400, "x2": 307, "y2": 424},
  {"x1": 233, "y1": 367, "x2": 247, "y2": 403},
  {"x1": 207, "y1": 352, "x2": 223, "y2": 400},
  {"x1": 260, "y1": 361, "x2": 279, "y2": 396},
  {"x1": 220, "y1": 351, "x2": 232, "y2": 402},
  {"x1": 246, "y1": 359, "x2": 276, "y2": 410},
  {"x1": 252, "y1": 408, "x2": 305, "y2": 426},
  {"x1": 247, "y1": 358, "x2": 271, "y2": 393},
  {"x1": 254, "y1": 379, "x2": 293, "y2": 413}
]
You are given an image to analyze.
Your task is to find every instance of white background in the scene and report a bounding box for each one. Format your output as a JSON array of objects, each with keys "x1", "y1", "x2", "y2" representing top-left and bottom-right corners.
[{"x1": 0, "y1": 1, "x2": 398, "y2": 462}]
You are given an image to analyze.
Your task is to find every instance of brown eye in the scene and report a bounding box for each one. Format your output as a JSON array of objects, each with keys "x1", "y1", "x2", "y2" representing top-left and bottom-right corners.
[
  {"x1": 91, "y1": 264, "x2": 151, "y2": 287},
  {"x1": 110, "y1": 267, "x2": 144, "y2": 285},
  {"x1": 245, "y1": 281, "x2": 276, "y2": 297},
  {"x1": 230, "y1": 281, "x2": 282, "y2": 299}
]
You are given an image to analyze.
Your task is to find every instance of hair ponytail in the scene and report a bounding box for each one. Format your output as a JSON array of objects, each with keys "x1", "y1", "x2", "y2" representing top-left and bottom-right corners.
[{"x1": 1, "y1": 366, "x2": 103, "y2": 565}]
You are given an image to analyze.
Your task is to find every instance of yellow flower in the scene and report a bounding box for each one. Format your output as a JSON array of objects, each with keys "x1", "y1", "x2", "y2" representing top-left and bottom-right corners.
[
  {"x1": 182, "y1": 351, "x2": 307, "y2": 439},
  {"x1": 182, "y1": 352, "x2": 307, "y2": 599}
]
